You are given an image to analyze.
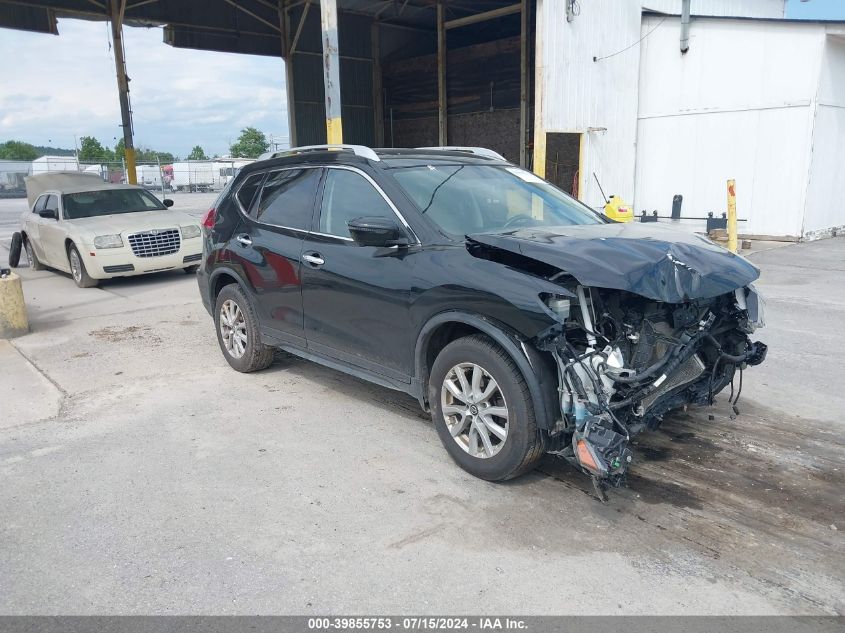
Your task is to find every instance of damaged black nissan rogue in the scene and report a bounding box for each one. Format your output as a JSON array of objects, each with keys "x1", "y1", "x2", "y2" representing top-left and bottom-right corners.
[{"x1": 198, "y1": 145, "x2": 767, "y2": 496}]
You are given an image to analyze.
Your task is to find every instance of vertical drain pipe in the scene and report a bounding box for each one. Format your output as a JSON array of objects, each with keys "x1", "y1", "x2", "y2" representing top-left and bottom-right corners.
[{"x1": 680, "y1": 0, "x2": 691, "y2": 54}]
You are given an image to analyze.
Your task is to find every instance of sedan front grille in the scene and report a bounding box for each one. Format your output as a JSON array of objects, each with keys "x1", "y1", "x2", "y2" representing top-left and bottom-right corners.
[{"x1": 128, "y1": 228, "x2": 180, "y2": 258}]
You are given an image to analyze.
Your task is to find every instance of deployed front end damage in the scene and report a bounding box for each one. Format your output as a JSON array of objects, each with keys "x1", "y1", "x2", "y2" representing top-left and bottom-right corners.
[
  {"x1": 466, "y1": 225, "x2": 768, "y2": 498},
  {"x1": 536, "y1": 283, "x2": 766, "y2": 498}
]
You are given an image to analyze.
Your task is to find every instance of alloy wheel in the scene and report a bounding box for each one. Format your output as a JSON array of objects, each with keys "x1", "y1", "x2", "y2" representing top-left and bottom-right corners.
[
  {"x1": 219, "y1": 299, "x2": 247, "y2": 359},
  {"x1": 440, "y1": 362, "x2": 509, "y2": 459},
  {"x1": 69, "y1": 249, "x2": 82, "y2": 283}
]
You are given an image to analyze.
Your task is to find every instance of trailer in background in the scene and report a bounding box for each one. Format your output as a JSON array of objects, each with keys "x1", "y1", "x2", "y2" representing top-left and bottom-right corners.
[
  {"x1": 213, "y1": 159, "x2": 254, "y2": 189},
  {"x1": 170, "y1": 160, "x2": 215, "y2": 192}
]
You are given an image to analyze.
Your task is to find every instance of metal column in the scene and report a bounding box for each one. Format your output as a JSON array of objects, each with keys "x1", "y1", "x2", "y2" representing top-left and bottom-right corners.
[
  {"x1": 109, "y1": 0, "x2": 136, "y2": 184},
  {"x1": 319, "y1": 0, "x2": 343, "y2": 144},
  {"x1": 372, "y1": 21, "x2": 384, "y2": 147},
  {"x1": 519, "y1": 0, "x2": 528, "y2": 167},
  {"x1": 532, "y1": 0, "x2": 546, "y2": 178},
  {"x1": 437, "y1": 1, "x2": 447, "y2": 145},
  {"x1": 280, "y1": 1, "x2": 297, "y2": 148}
]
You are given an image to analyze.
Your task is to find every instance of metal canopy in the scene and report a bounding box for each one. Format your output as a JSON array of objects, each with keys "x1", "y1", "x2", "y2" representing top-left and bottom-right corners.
[{"x1": 0, "y1": 0, "x2": 521, "y2": 57}]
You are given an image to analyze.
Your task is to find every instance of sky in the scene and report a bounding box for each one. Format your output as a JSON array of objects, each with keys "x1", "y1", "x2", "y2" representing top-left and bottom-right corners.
[
  {"x1": 786, "y1": 0, "x2": 845, "y2": 19},
  {"x1": 0, "y1": 19, "x2": 289, "y2": 158},
  {"x1": 1, "y1": 1, "x2": 843, "y2": 158}
]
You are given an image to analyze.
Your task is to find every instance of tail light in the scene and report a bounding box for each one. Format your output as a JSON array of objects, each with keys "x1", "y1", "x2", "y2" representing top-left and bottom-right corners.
[{"x1": 201, "y1": 207, "x2": 216, "y2": 229}]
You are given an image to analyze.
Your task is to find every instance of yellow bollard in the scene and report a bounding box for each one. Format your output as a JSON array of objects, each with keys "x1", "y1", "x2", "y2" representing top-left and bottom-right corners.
[
  {"x1": 727, "y1": 179, "x2": 738, "y2": 253},
  {"x1": 0, "y1": 271, "x2": 29, "y2": 339}
]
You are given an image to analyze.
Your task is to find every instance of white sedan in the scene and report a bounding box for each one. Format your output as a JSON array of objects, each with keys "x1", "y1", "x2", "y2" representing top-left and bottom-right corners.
[{"x1": 12, "y1": 173, "x2": 202, "y2": 288}]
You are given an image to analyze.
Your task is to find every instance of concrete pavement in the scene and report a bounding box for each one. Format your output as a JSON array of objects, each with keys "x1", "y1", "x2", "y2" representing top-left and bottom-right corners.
[{"x1": 0, "y1": 234, "x2": 842, "y2": 615}]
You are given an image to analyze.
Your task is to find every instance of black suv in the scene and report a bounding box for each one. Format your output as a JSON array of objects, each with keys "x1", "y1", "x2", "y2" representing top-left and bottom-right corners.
[{"x1": 198, "y1": 145, "x2": 766, "y2": 491}]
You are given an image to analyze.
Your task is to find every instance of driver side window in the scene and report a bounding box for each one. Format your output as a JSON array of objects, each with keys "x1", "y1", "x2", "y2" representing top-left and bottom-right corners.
[
  {"x1": 33, "y1": 195, "x2": 48, "y2": 214},
  {"x1": 319, "y1": 169, "x2": 396, "y2": 238}
]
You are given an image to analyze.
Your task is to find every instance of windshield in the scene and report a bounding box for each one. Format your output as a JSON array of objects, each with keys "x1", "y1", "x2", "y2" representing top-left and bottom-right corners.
[
  {"x1": 62, "y1": 188, "x2": 166, "y2": 219},
  {"x1": 390, "y1": 164, "x2": 603, "y2": 237}
]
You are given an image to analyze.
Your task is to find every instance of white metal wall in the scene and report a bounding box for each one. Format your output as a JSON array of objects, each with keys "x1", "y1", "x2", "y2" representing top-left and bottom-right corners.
[
  {"x1": 642, "y1": 0, "x2": 785, "y2": 18},
  {"x1": 803, "y1": 35, "x2": 845, "y2": 238},
  {"x1": 538, "y1": 0, "x2": 785, "y2": 211},
  {"x1": 634, "y1": 17, "x2": 826, "y2": 237}
]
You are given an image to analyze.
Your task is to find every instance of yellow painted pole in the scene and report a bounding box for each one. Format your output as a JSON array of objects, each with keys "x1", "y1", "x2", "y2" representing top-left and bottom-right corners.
[
  {"x1": 727, "y1": 179, "x2": 738, "y2": 253},
  {"x1": 320, "y1": 0, "x2": 343, "y2": 145},
  {"x1": 532, "y1": 0, "x2": 546, "y2": 178},
  {"x1": 0, "y1": 272, "x2": 29, "y2": 339}
]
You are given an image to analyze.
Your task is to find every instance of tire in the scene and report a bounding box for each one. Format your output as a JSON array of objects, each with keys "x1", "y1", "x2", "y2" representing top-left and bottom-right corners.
[
  {"x1": 8, "y1": 232, "x2": 22, "y2": 267},
  {"x1": 183, "y1": 265, "x2": 199, "y2": 275},
  {"x1": 213, "y1": 283, "x2": 274, "y2": 372},
  {"x1": 23, "y1": 236, "x2": 44, "y2": 271},
  {"x1": 67, "y1": 244, "x2": 98, "y2": 288},
  {"x1": 429, "y1": 334, "x2": 545, "y2": 481}
]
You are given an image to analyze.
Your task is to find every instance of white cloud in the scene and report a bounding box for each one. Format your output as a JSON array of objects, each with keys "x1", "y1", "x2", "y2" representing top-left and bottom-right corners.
[{"x1": 0, "y1": 18, "x2": 288, "y2": 157}]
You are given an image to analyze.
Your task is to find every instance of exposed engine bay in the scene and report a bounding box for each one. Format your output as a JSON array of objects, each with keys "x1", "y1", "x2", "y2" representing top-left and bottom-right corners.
[{"x1": 536, "y1": 281, "x2": 767, "y2": 499}]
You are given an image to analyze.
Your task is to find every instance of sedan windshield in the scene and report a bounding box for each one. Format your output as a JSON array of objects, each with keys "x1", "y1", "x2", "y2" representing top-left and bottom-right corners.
[
  {"x1": 390, "y1": 164, "x2": 603, "y2": 237},
  {"x1": 62, "y1": 188, "x2": 166, "y2": 219}
]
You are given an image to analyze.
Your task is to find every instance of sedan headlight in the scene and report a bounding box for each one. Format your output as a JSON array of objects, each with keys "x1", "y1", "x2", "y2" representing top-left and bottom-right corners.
[
  {"x1": 181, "y1": 224, "x2": 201, "y2": 239},
  {"x1": 746, "y1": 284, "x2": 766, "y2": 331},
  {"x1": 93, "y1": 234, "x2": 123, "y2": 249}
]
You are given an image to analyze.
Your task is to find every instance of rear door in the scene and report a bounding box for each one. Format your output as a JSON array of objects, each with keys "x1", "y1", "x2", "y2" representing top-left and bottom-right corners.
[
  {"x1": 300, "y1": 166, "x2": 416, "y2": 380},
  {"x1": 234, "y1": 167, "x2": 322, "y2": 346}
]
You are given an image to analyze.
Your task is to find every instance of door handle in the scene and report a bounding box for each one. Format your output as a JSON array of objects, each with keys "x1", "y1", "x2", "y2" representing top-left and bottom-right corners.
[
  {"x1": 235, "y1": 234, "x2": 252, "y2": 246},
  {"x1": 302, "y1": 253, "x2": 325, "y2": 267}
]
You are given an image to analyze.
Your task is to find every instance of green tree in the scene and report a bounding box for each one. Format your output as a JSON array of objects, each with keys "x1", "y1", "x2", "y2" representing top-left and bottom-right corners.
[
  {"x1": 114, "y1": 138, "x2": 125, "y2": 161},
  {"x1": 78, "y1": 136, "x2": 114, "y2": 162},
  {"x1": 0, "y1": 140, "x2": 39, "y2": 161},
  {"x1": 187, "y1": 145, "x2": 208, "y2": 160},
  {"x1": 229, "y1": 127, "x2": 268, "y2": 158}
]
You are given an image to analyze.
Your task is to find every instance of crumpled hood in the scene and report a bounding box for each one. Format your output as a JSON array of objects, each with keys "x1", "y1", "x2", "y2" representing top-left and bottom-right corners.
[{"x1": 467, "y1": 222, "x2": 759, "y2": 303}]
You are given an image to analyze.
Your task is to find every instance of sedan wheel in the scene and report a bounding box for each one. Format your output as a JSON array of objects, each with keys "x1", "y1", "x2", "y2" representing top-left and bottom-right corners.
[
  {"x1": 441, "y1": 362, "x2": 509, "y2": 459},
  {"x1": 219, "y1": 299, "x2": 248, "y2": 359}
]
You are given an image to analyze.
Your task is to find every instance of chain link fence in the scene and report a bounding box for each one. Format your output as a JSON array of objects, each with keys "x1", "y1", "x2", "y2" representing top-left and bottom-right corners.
[{"x1": 0, "y1": 157, "x2": 254, "y2": 199}]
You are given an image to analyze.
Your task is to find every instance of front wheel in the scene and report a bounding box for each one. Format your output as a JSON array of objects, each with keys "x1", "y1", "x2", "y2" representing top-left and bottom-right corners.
[
  {"x1": 68, "y1": 244, "x2": 98, "y2": 288},
  {"x1": 429, "y1": 334, "x2": 545, "y2": 481},
  {"x1": 24, "y1": 237, "x2": 44, "y2": 271}
]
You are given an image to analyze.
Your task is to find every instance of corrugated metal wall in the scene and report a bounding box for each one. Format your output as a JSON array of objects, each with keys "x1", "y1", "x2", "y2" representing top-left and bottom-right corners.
[
  {"x1": 642, "y1": 0, "x2": 785, "y2": 18},
  {"x1": 634, "y1": 16, "x2": 827, "y2": 237},
  {"x1": 288, "y1": 8, "x2": 375, "y2": 146},
  {"x1": 540, "y1": 0, "x2": 793, "y2": 214},
  {"x1": 803, "y1": 34, "x2": 845, "y2": 238}
]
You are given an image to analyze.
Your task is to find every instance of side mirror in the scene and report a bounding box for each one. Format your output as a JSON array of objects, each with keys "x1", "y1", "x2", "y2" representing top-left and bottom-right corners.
[
  {"x1": 163, "y1": 199, "x2": 174, "y2": 208},
  {"x1": 38, "y1": 209, "x2": 57, "y2": 220},
  {"x1": 347, "y1": 216, "x2": 409, "y2": 247}
]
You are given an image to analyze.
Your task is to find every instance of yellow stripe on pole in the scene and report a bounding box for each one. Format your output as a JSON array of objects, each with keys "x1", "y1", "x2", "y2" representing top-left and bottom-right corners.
[
  {"x1": 727, "y1": 179, "x2": 738, "y2": 253},
  {"x1": 125, "y1": 147, "x2": 138, "y2": 185},
  {"x1": 326, "y1": 116, "x2": 343, "y2": 145}
]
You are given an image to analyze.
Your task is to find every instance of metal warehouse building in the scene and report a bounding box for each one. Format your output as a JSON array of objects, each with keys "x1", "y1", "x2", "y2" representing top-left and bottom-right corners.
[{"x1": 1, "y1": 0, "x2": 842, "y2": 239}]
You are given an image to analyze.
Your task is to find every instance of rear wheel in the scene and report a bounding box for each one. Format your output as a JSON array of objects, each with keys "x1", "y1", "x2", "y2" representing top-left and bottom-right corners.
[
  {"x1": 68, "y1": 244, "x2": 98, "y2": 288},
  {"x1": 429, "y1": 334, "x2": 545, "y2": 481},
  {"x1": 214, "y1": 284, "x2": 274, "y2": 372},
  {"x1": 8, "y1": 232, "x2": 22, "y2": 267},
  {"x1": 23, "y1": 237, "x2": 44, "y2": 271}
]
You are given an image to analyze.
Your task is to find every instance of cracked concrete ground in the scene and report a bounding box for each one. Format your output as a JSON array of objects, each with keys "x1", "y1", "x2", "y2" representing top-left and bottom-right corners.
[{"x1": 0, "y1": 195, "x2": 842, "y2": 614}]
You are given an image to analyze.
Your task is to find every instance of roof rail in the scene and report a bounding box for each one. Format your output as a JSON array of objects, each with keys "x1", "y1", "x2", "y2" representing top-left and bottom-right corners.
[
  {"x1": 259, "y1": 144, "x2": 380, "y2": 162},
  {"x1": 416, "y1": 146, "x2": 506, "y2": 161}
]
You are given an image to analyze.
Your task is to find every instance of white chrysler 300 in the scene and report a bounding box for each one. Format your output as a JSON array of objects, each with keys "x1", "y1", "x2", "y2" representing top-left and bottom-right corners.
[{"x1": 15, "y1": 172, "x2": 202, "y2": 288}]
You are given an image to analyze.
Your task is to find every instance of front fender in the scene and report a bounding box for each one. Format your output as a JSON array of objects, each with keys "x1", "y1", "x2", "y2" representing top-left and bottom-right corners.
[{"x1": 414, "y1": 310, "x2": 559, "y2": 430}]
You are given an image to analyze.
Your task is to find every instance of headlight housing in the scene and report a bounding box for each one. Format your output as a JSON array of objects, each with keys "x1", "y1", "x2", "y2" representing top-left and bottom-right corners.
[
  {"x1": 181, "y1": 224, "x2": 201, "y2": 239},
  {"x1": 746, "y1": 284, "x2": 766, "y2": 331},
  {"x1": 93, "y1": 234, "x2": 123, "y2": 249}
]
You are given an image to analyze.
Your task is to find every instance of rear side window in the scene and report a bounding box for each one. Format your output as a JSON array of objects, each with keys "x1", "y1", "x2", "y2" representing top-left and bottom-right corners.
[
  {"x1": 254, "y1": 168, "x2": 320, "y2": 230},
  {"x1": 319, "y1": 169, "x2": 396, "y2": 238},
  {"x1": 236, "y1": 173, "x2": 264, "y2": 213}
]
